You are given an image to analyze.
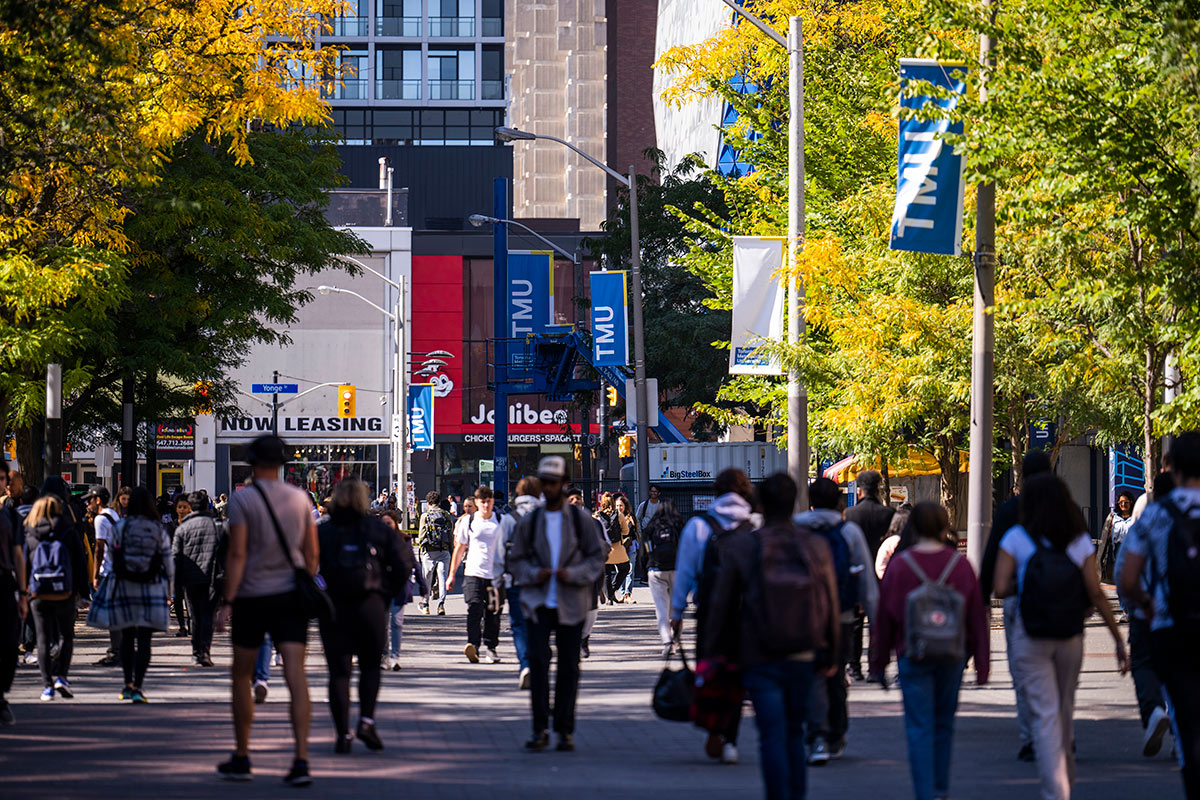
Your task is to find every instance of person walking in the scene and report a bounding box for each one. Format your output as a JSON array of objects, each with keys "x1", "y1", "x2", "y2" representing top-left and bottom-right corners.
[
  {"x1": 602, "y1": 496, "x2": 631, "y2": 604},
  {"x1": 0, "y1": 461, "x2": 28, "y2": 725},
  {"x1": 318, "y1": 480, "x2": 413, "y2": 753},
  {"x1": 380, "y1": 509, "x2": 425, "y2": 671},
  {"x1": 843, "y1": 470, "x2": 894, "y2": 682},
  {"x1": 91, "y1": 486, "x2": 128, "y2": 667},
  {"x1": 995, "y1": 473, "x2": 1129, "y2": 800},
  {"x1": 794, "y1": 477, "x2": 878, "y2": 765},
  {"x1": 24, "y1": 494, "x2": 88, "y2": 701},
  {"x1": 173, "y1": 490, "x2": 224, "y2": 667},
  {"x1": 703, "y1": 472, "x2": 840, "y2": 800},
  {"x1": 213, "y1": 435, "x2": 319, "y2": 786},
  {"x1": 89, "y1": 487, "x2": 174, "y2": 702},
  {"x1": 636, "y1": 485, "x2": 662, "y2": 532},
  {"x1": 1099, "y1": 490, "x2": 1138, "y2": 585},
  {"x1": 416, "y1": 491, "x2": 454, "y2": 616},
  {"x1": 870, "y1": 501, "x2": 991, "y2": 800},
  {"x1": 501, "y1": 477, "x2": 544, "y2": 689},
  {"x1": 644, "y1": 500, "x2": 683, "y2": 656},
  {"x1": 670, "y1": 468, "x2": 757, "y2": 765},
  {"x1": 1121, "y1": 431, "x2": 1200, "y2": 798},
  {"x1": 448, "y1": 486, "x2": 505, "y2": 664},
  {"x1": 508, "y1": 457, "x2": 606, "y2": 752},
  {"x1": 613, "y1": 495, "x2": 639, "y2": 600}
]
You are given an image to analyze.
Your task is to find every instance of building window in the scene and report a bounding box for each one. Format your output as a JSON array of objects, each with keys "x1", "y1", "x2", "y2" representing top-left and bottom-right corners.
[
  {"x1": 428, "y1": 49, "x2": 475, "y2": 100},
  {"x1": 481, "y1": 0, "x2": 502, "y2": 36},
  {"x1": 377, "y1": 48, "x2": 422, "y2": 99},
  {"x1": 376, "y1": 0, "x2": 421, "y2": 36},
  {"x1": 331, "y1": 108, "x2": 505, "y2": 145},
  {"x1": 329, "y1": 50, "x2": 369, "y2": 100},
  {"x1": 429, "y1": 0, "x2": 475, "y2": 36},
  {"x1": 481, "y1": 46, "x2": 503, "y2": 100},
  {"x1": 329, "y1": 0, "x2": 369, "y2": 36}
]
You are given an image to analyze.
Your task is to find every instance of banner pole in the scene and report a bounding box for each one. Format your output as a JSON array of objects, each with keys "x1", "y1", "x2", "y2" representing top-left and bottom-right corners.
[{"x1": 787, "y1": 15, "x2": 810, "y2": 510}]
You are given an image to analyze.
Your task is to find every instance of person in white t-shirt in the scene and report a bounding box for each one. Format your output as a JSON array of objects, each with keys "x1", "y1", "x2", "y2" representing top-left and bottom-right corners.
[
  {"x1": 994, "y1": 473, "x2": 1128, "y2": 800},
  {"x1": 448, "y1": 487, "x2": 504, "y2": 664},
  {"x1": 87, "y1": 486, "x2": 126, "y2": 667}
]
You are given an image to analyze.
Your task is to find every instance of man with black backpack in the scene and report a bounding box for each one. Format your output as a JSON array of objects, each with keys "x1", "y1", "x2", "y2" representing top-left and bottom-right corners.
[
  {"x1": 416, "y1": 492, "x2": 454, "y2": 616},
  {"x1": 703, "y1": 472, "x2": 841, "y2": 800},
  {"x1": 1122, "y1": 431, "x2": 1200, "y2": 799},
  {"x1": 669, "y1": 467, "x2": 757, "y2": 765},
  {"x1": 795, "y1": 477, "x2": 878, "y2": 766}
]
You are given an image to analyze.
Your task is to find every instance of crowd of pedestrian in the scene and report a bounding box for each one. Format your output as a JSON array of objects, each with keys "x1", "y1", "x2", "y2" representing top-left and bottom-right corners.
[{"x1": 2, "y1": 430, "x2": 1199, "y2": 800}]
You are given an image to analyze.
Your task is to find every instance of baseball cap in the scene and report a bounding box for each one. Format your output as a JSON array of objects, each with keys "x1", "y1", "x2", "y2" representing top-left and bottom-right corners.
[
  {"x1": 246, "y1": 435, "x2": 289, "y2": 466},
  {"x1": 82, "y1": 485, "x2": 111, "y2": 504},
  {"x1": 536, "y1": 455, "x2": 568, "y2": 481}
]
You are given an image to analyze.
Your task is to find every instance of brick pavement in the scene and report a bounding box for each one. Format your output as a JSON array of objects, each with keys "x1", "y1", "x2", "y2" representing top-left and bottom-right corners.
[{"x1": 0, "y1": 587, "x2": 1184, "y2": 799}]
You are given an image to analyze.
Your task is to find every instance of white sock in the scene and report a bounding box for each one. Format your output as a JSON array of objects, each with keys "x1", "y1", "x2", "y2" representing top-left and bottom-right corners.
[{"x1": 361, "y1": 717, "x2": 374, "y2": 725}]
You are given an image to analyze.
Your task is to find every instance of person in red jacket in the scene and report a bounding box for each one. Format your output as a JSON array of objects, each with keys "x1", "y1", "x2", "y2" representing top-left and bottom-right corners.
[{"x1": 870, "y1": 502, "x2": 990, "y2": 800}]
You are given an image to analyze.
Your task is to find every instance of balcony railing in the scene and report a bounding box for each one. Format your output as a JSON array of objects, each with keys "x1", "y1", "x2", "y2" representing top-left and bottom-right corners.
[
  {"x1": 328, "y1": 16, "x2": 369, "y2": 36},
  {"x1": 377, "y1": 16, "x2": 421, "y2": 36},
  {"x1": 330, "y1": 79, "x2": 369, "y2": 100},
  {"x1": 481, "y1": 79, "x2": 504, "y2": 100},
  {"x1": 429, "y1": 16, "x2": 475, "y2": 37},
  {"x1": 481, "y1": 17, "x2": 503, "y2": 36},
  {"x1": 376, "y1": 79, "x2": 422, "y2": 100},
  {"x1": 429, "y1": 79, "x2": 475, "y2": 100}
]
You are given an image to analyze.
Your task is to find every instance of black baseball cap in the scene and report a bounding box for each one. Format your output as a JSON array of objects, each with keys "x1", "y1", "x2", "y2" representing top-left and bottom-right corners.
[
  {"x1": 82, "y1": 486, "x2": 111, "y2": 504},
  {"x1": 246, "y1": 435, "x2": 289, "y2": 467}
]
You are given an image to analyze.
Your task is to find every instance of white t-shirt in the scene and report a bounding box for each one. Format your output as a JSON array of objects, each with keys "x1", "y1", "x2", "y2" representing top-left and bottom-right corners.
[
  {"x1": 457, "y1": 511, "x2": 504, "y2": 579},
  {"x1": 544, "y1": 509, "x2": 564, "y2": 609},
  {"x1": 94, "y1": 509, "x2": 121, "y2": 577},
  {"x1": 999, "y1": 524, "x2": 1094, "y2": 594}
]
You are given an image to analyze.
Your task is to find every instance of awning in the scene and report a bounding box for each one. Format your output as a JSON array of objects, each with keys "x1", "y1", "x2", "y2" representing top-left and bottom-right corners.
[{"x1": 822, "y1": 449, "x2": 969, "y2": 484}]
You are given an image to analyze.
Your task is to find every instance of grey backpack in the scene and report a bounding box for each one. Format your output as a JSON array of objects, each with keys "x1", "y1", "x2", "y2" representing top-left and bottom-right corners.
[{"x1": 902, "y1": 551, "x2": 966, "y2": 664}]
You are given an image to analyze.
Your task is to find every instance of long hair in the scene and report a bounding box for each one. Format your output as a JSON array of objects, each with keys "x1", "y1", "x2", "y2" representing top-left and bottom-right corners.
[
  {"x1": 125, "y1": 486, "x2": 157, "y2": 520},
  {"x1": 26, "y1": 495, "x2": 63, "y2": 529},
  {"x1": 331, "y1": 479, "x2": 370, "y2": 517},
  {"x1": 597, "y1": 493, "x2": 614, "y2": 514},
  {"x1": 1020, "y1": 473, "x2": 1087, "y2": 550},
  {"x1": 645, "y1": 500, "x2": 683, "y2": 539}
]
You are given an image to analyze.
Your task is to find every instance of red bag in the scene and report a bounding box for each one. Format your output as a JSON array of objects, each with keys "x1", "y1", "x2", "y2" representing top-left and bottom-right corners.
[{"x1": 691, "y1": 655, "x2": 744, "y2": 733}]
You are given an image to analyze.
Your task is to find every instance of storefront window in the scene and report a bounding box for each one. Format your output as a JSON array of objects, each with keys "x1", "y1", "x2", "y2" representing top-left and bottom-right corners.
[{"x1": 228, "y1": 444, "x2": 382, "y2": 501}]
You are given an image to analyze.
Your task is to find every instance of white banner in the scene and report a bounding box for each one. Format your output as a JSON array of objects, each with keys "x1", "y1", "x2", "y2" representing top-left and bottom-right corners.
[{"x1": 729, "y1": 236, "x2": 785, "y2": 375}]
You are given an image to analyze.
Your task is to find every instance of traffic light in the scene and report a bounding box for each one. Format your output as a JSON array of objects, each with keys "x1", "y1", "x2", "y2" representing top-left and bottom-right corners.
[
  {"x1": 194, "y1": 381, "x2": 213, "y2": 415},
  {"x1": 573, "y1": 444, "x2": 583, "y2": 462},
  {"x1": 606, "y1": 385, "x2": 618, "y2": 407},
  {"x1": 618, "y1": 434, "x2": 634, "y2": 459},
  {"x1": 338, "y1": 384, "x2": 356, "y2": 418}
]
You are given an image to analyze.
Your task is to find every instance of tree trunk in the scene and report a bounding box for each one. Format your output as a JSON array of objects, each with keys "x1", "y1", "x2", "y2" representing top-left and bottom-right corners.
[
  {"x1": 1010, "y1": 430, "x2": 1023, "y2": 498},
  {"x1": 881, "y1": 454, "x2": 891, "y2": 507},
  {"x1": 1143, "y1": 346, "x2": 1160, "y2": 495},
  {"x1": 16, "y1": 423, "x2": 44, "y2": 488},
  {"x1": 936, "y1": 435, "x2": 962, "y2": 530}
]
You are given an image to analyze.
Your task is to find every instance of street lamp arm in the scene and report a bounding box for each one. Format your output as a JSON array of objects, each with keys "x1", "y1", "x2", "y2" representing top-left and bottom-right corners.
[
  {"x1": 470, "y1": 215, "x2": 578, "y2": 264},
  {"x1": 334, "y1": 254, "x2": 401, "y2": 291},
  {"x1": 716, "y1": 0, "x2": 787, "y2": 48},
  {"x1": 317, "y1": 285, "x2": 398, "y2": 322},
  {"x1": 278, "y1": 382, "x2": 349, "y2": 408},
  {"x1": 498, "y1": 127, "x2": 630, "y2": 186}
]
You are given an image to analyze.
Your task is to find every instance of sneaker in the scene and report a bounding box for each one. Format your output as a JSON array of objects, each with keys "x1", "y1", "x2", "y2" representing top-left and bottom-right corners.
[
  {"x1": 721, "y1": 743, "x2": 739, "y2": 764},
  {"x1": 119, "y1": 687, "x2": 134, "y2": 701},
  {"x1": 217, "y1": 754, "x2": 253, "y2": 782},
  {"x1": 131, "y1": 688, "x2": 147, "y2": 703},
  {"x1": 1144, "y1": 706, "x2": 1171, "y2": 757},
  {"x1": 199, "y1": 654, "x2": 215, "y2": 668},
  {"x1": 808, "y1": 737, "x2": 830, "y2": 766},
  {"x1": 1017, "y1": 742, "x2": 1035, "y2": 762},
  {"x1": 848, "y1": 667, "x2": 865, "y2": 682},
  {"x1": 437, "y1": 606, "x2": 446, "y2": 616},
  {"x1": 175, "y1": 628, "x2": 190, "y2": 638},
  {"x1": 525, "y1": 731, "x2": 550, "y2": 751},
  {"x1": 282, "y1": 759, "x2": 311, "y2": 787},
  {"x1": 357, "y1": 720, "x2": 384, "y2": 752},
  {"x1": 419, "y1": 603, "x2": 429, "y2": 615},
  {"x1": 484, "y1": 647, "x2": 501, "y2": 664},
  {"x1": 556, "y1": 733, "x2": 575, "y2": 752},
  {"x1": 95, "y1": 653, "x2": 118, "y2": 667},
  {"x1": 705, "y1": 732, "x2": 724, "y2": 760},
  {"x1": 391, "y1": 658, "x2": 402, "y2": 672},
  {"x1": 40, "y1": 687, "x2": 54, "y2": 701},
  {"x1": 519, "y1": 667, "x2": 531, "y2": 690},
  {"x1": 254, "y1": 682, "x2": 269, "y2": 704},
  {"x1": 464, "y1": 643, "x2": 479, "y2": 663},
  {"x1": 581, "y1": 638, "x2": 590, "y2": 659},
  {"x1": 335, "y1": 735, "x2": 353, "y2": 754},
  {"x1": 0, "y1": 699, "x2": 14, "y2": 726},
  {"x1": 53, "y1": 677, "x2": 73, "y2": 699},
  {"x1": 830, "y1": 739, "x2": 846, "y2": 759}
]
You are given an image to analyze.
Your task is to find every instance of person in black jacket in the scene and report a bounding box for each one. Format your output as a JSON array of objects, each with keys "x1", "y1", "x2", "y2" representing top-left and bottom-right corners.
[
  {"x1": 317, "y1": 479, "x2": 414, "y2": 754},
  {"x1": 843, "y1": 470, "x2": 894, "y2": 681}
]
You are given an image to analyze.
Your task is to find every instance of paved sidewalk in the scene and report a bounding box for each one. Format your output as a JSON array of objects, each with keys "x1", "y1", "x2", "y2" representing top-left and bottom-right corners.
[{"x1": 0, "y1": 587, "x2": 1184, "y2": 799}]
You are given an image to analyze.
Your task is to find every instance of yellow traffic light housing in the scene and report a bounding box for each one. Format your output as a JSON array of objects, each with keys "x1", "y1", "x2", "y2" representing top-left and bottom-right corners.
[
  {"x1": 618, "y1": 434, "x2": 634, "y2": 459},
  {"x1": 338, "y1": 384, "x2": 356, "y2": 418},
  {"x1": 194, "y1": 381, "x2": 213, "y2": 415},
  {"x1": 606, "y1": 385, "x2": 618, "y2": 407}
]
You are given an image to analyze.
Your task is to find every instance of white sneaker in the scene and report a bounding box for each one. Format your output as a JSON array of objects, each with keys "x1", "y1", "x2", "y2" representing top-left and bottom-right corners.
[
  {"x1": 484, "y1": 647, "x2": 501, "y2": 664},
  {"x1": 721, "y1": 743, "x2": 738, "y2": 764},
  {"x1": 808, "y1": 737, "x2": 830, "y2": 766},
  {"x1": 1144, "y1": 706, "x2": 1171, "y2": 757},
  {"x1": 519, "y1": 667, "x2": 531, "y2": 690}
]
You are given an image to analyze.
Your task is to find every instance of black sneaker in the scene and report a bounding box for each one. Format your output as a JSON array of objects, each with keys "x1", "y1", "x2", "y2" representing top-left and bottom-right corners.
[
  {"x1": 95, "y1": 654, "x2": 120, "y2": 667},
  {"x1": 556, "y1": 733, "x2": 575, "y2": 752},
  {"x1": 283, "y1": 759, "x2": 311, "y2": 787},
  {"x1": 357, "y1": 720, "x2": 384, "y2": 752},
  {"x1": 581, "y1": 638, "x2": 590, "y2": 659},
  {"x1": 335, "y1": 735, "x2": 353, "y2": 754},
  {"x1": 1017, "y1": 743, "x2": 1035, "y2": 762},
  {"x1": 217, "y1": 753, "x2": 253, "y2": 782},
  {"x1": 525, "y1": 731, "x2": 550, "y2": 751},
  {"x1": 0, "y1": 699, "x2": 14, "y2": 726}
]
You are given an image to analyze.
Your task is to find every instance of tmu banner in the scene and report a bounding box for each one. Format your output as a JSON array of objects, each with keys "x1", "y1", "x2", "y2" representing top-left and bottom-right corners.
[
  {"x1": 729, "y1": 236, "x2": 784, "y2": 375},
  {"x1": 407, "y1": 383, "x2": 435, "y2": 451},
  {"x1": 889, "y1": 59, "x2": 968, "y2": 256},
  {"x1": 589, "y1": 270, "x2": 628, "y2": 367},
  {"x1": 507, "y1": 251, "x2": 554, "y2": 378}
]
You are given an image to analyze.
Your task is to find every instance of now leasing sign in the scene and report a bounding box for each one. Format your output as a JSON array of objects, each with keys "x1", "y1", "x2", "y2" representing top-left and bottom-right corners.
[
  {"x1": 889, "y1": 59, "x2": 968, "y2": 256},
  {"x1": 589, "y1": 270, "x2": 628, "y2": 367}
]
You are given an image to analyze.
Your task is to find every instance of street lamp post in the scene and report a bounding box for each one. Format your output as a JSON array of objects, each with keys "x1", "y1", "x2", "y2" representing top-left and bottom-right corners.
[
  {"x1": 495, "y1": 126, "x2": 653, "y2": 507},
  {"x1": 317, "y1": 284, "x2": 406, "y2": 513}
]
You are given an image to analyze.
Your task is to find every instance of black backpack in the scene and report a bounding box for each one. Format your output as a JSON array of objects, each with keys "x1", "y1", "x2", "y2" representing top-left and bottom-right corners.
[
  {"x1": 1160, "y1": 497, "x2": 1200, "y2": 633},
  {"x1": 696, "y1": 513, "x2": 754, "y2": 612},
  {"x1": 756, "y1": 524, "x2": 830, "y2": 656},
  {"x1": 1020, "y1": 534, "x2": 1090, "y2": 639},
  {"x1": 810, "y1": 521, "x2": 860, "y2": 614},
  {"x1": 647, "y1": 516, "x2": 682, "y2": 570},
  {"x1": 113, "y1": 517, "x2": 166, "y2": 584},
  {"x1": 323, "y1": 519, "x2": 386, "y2": 598},
  {"x1": 418, "y1": 509, "x2": 454, "y2": 552}
]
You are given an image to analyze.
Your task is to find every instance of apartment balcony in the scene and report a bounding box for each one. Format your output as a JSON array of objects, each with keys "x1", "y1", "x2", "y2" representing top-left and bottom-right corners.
[
  {"x1": 328, "y1": 15, "x2": 369, "y2": 36},
  {"x1": 429, "y1": 79, "x2": 474, "y2": 100},
  {"x1": 329, "y1": 79, "x2": 369, "y2": 100},
  {"x1": 429, "y1": 16, "x2": 475, "y2": 37},
  {"x1": 376, "y1": 79, "x2": 422, "y2": 100},
  {"x1": 377, "y1": 16, "x2": 421, "y2": 36},
  {"x1": 481, "y1": 79, "x2": 503, "y2": 100},
  {"x1": 481, "y1": 17, "x2": 502, "y2": 36}
]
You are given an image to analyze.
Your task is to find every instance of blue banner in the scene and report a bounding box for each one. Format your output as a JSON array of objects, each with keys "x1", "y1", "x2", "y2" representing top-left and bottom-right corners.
[
  {"x1": 890, "y1": 59, "x2": 968, "y2": 256},
  {"x1": 589, "y1": 271, "x2": 628, "y2": 367},
  {"x1": 507, "y1": 251, "x2": 554, "y2": 378},
  {"x1": 407, "y1": 384, "x2": 435, "y2": 451}
]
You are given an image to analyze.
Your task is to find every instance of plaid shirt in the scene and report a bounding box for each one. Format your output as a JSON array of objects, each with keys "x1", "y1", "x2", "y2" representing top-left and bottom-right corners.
[{"x1": 88, "y1": 518, "x2": 174, "y2": 632}]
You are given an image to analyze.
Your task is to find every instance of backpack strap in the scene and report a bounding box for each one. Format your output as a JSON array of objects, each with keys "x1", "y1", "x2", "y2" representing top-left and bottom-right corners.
[
  {"x1": 935, "y1": 552, "x2": 961, "y2": 585},
  {"x1": 901, "y1": 550, "x2": 930, "y2": 584}
]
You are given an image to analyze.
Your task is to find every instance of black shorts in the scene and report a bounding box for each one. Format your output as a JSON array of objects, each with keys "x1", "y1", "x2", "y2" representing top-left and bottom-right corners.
[{"x1": 231, "y1": 591, "x2": 309, "y2": 650}]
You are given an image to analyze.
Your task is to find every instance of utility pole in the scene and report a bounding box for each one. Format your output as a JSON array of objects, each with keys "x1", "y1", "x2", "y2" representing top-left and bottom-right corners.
[
  {"x1": 787, "y1": 15, "x2": 809, "y2": 509},
  {"x1": 966, "y1": 16, "x2": 996, "y2": 569},
  {"x1": 627, "y1": 166, "x2": 651, "y2": 509},
  {"x1": 121, "y1": 375, "x2": 136, "y2": 488},
  {"x1": 272, "y1": 369, "x2": 280, "y2": 437},
  {"x1": 492, "y1": 177, "x2": 510, "y2": 497}
]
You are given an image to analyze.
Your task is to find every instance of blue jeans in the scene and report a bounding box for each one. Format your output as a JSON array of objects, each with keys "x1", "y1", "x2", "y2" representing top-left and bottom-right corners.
[
  {"x1": 390, "y1": 599, "x2": 405, "y2": 658},
  {"x1": 620, "y1": 542, "x2": 637, "y2": 595},
  {"x1": 897, "y1": 657, "x2": 965, "y2": 800},
  {"x1": 254, "y1": 635, "x2": 272, "y2": 685},
  {"x1": 508, "y1": 585, "x2": 529, "y2": 671},
  {"x1": 743, "y1": 659, "x2": 815, "y2": 800}
]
